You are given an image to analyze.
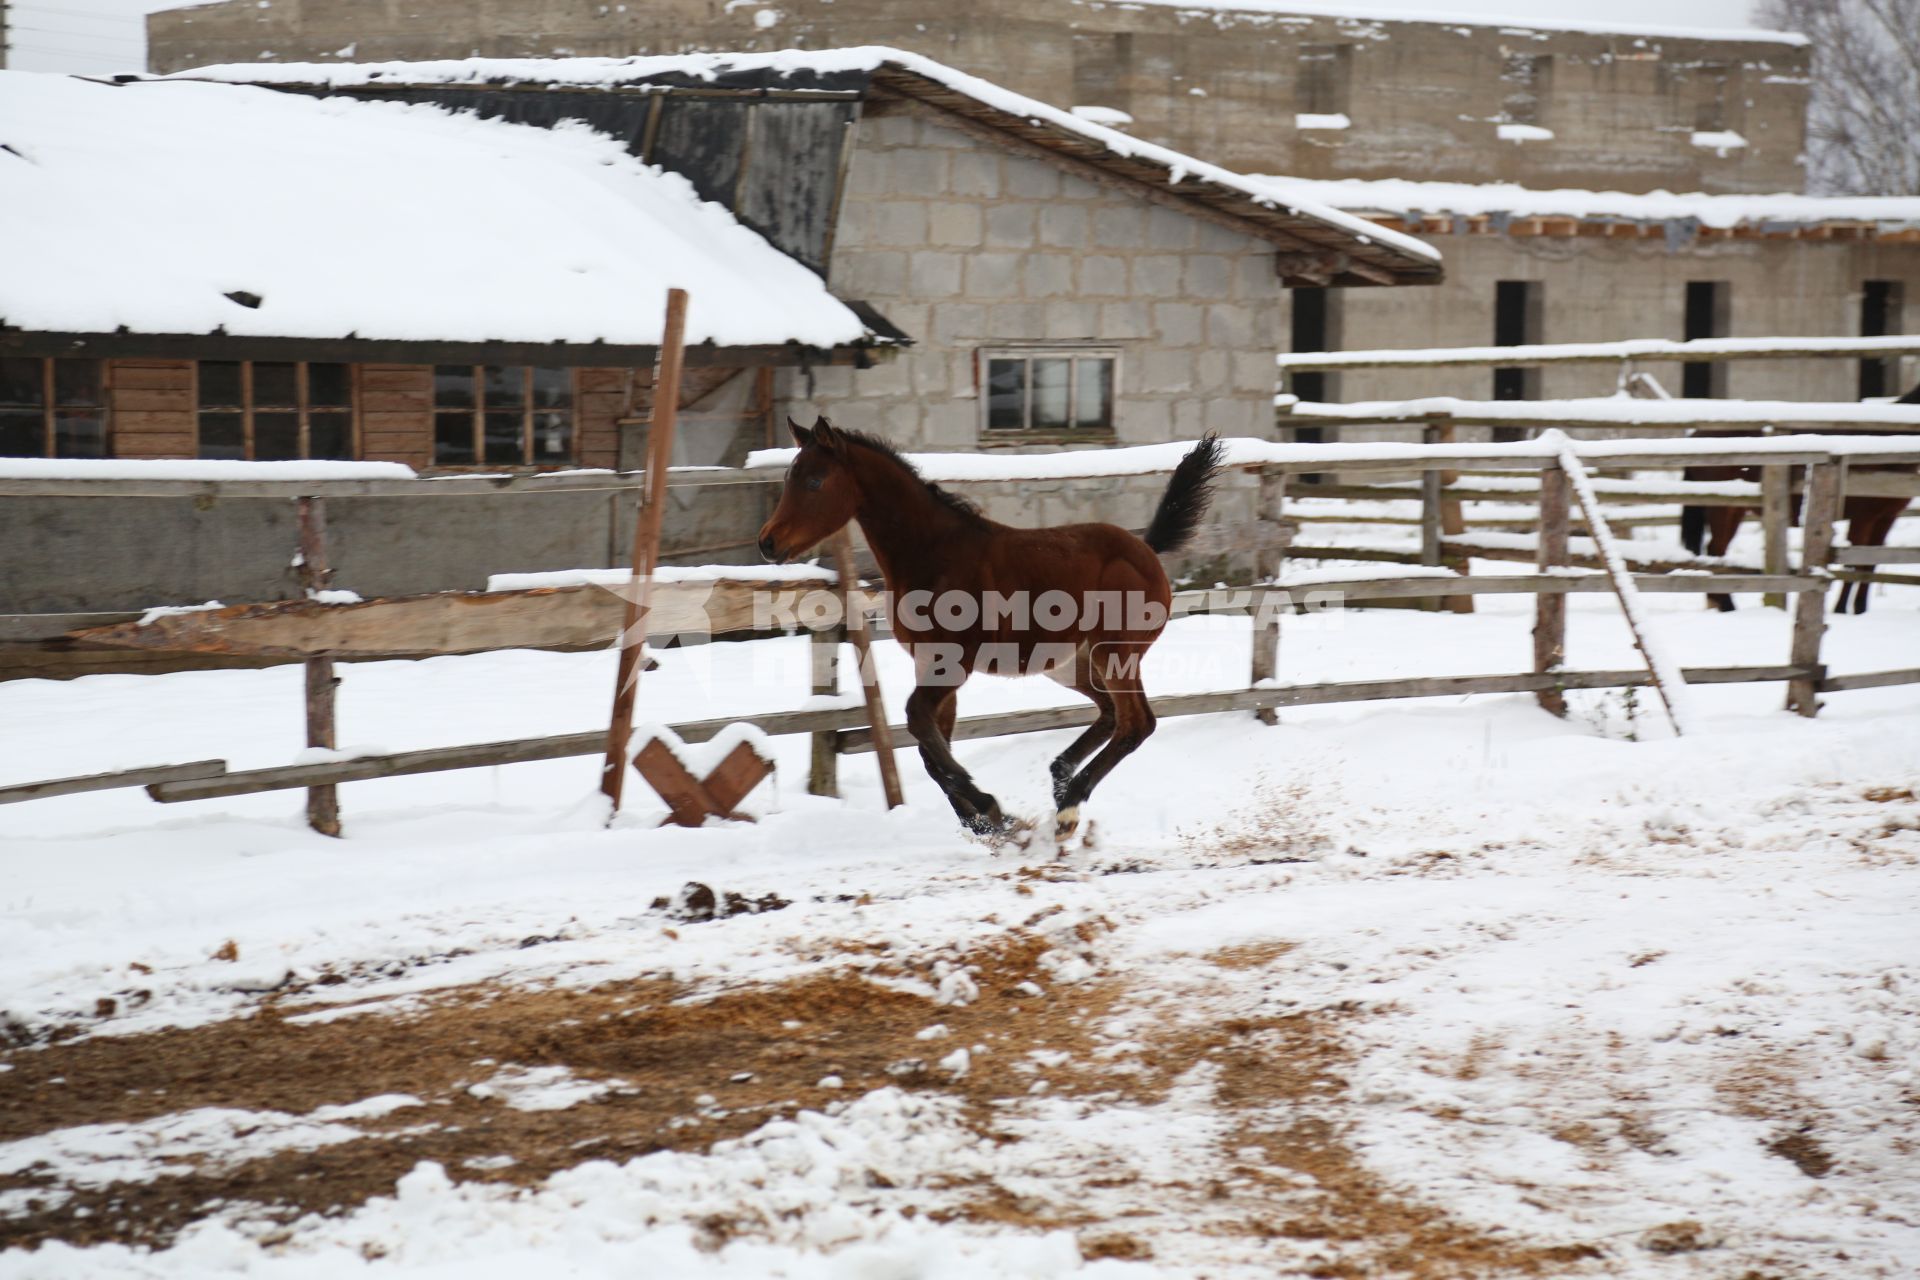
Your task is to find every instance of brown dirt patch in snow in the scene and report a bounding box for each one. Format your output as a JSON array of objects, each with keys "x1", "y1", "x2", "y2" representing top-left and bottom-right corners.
[
  {"x1": 3, "y1": 927, "x2": 1595, "y2": 1275},
  {"x1": 1146, "y1": 1011, "x2": 1600, "y2": 1278},
  {"x1": 0, "y1": 929, "x2": 1131, "y2": 1254}
]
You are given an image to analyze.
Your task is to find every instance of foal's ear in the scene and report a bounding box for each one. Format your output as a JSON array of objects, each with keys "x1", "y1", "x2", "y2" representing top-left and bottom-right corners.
[
  {"x1": 811, "y1": 417, "x2": 841, "y2": 452},
  {"x1": 787, "y1": 417, "x2": 813, "y2": 447}
]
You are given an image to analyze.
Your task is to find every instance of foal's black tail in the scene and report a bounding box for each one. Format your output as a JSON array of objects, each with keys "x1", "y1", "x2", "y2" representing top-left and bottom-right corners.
[
  {"x1": 1145, "y1": 433, "x2": 1225, "y2": 554},
  {"x1": 1680, "y1": 503, "x2": 1707, "y2": 555}
]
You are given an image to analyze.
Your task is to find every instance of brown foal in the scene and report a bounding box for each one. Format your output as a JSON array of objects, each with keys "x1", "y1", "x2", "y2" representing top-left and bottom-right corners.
[{"x1": 758, "y1": 418, "x2": 1223, "y2": 840}]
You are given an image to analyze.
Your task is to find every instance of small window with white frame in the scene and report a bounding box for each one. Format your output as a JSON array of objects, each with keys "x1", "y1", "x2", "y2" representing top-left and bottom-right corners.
[{"x1": 980, "y1": 347, "x2": 1118, "y2": 436}]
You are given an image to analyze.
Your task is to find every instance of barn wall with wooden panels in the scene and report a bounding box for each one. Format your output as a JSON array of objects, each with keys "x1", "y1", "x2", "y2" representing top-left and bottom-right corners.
[
  {"x1": 1, "y1": 361, "x2": 781, "y2": 617},
  {"x1": 106, "y1": 361, "x2": 195, "y2": 458},
  {"x1": 21, "y1": 359, "x2": 773, "y2": 473}
]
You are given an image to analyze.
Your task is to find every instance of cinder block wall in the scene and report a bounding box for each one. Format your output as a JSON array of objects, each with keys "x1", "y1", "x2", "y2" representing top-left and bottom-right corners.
[
  {"x1": 797, "y1": 101, "x2": 1284, "y2": 449},
  {"x1": 1287, "y1": 235, "x2": 1920, "y2": 437},
  {"x1": 148, "y1": 0, "x2": 1808, "y2": 195},
  {"x1": 780, "y1": 99, "x2": 1283, "y2": 544}
]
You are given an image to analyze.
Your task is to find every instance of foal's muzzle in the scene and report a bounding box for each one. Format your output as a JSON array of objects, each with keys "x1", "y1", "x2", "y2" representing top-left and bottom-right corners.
[{"x1": 757, "y1": 532, "x2": 783, "y2": 563}]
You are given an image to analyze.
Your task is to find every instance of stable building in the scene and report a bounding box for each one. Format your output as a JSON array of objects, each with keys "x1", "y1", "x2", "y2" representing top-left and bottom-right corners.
[
  {"x1": 1, "y1": 50, "x2": 1436, "y2": 620},
  {"x1": 1254, "y1": 178, "x2": 1920, "y2": 412}
]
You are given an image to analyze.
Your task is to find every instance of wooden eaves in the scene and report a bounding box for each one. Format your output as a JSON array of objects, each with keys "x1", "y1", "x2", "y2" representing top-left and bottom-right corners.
[
  {"x1": 1373, "y1": 212, "x2": 1920, "y2": 245},
  {"x1": 865, "y1": 65, "x2": 1444, "y2": 290},
  {"x1": 0, "y1": 327, "x2": 897, "y2": 368}
]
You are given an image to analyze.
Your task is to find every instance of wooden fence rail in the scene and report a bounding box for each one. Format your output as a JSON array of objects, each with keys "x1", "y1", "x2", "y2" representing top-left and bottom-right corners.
[
  {"x1": 6, "y1": 436, "x2": 1920, "y2": 820},
  {"x1": 1275, "y1": 334, "x2": 1920, "y2": 372}
]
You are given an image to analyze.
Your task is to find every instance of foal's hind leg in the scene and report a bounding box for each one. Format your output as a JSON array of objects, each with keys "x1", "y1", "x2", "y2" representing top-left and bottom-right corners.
[
  {"x1": 906, "y1": 683, "x2": 1008, "y2": 836},
  {"x1": 1045, "y1": 655, "x2": 1117, "y2": 808},
  {"x1": 1055, "y1": 647, "x2": 1156, "y2": 839}
]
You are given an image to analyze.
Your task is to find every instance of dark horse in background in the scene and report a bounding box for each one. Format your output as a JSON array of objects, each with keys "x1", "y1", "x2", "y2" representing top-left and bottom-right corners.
[
  {"x1": 759, "y1": 419, "x2": 1224, "y2": 842},
  {"x1": 1681, "y1": 383, "x2": 1919, "y2": 614}
]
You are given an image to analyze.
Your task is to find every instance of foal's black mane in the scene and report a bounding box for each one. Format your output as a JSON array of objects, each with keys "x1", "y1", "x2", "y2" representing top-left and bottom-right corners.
[{"x1": 838, "y1": 429, "x2": 984, "y2": 521}]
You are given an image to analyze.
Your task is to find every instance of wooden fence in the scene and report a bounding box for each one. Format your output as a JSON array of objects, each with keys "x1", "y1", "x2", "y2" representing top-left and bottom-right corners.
[
  {"x1": 5, "y1": 434, "x2": 1920, "y2": 820},
  {"x1": 1275, "y1": 333, "x2": 1920, "y2": 374}
]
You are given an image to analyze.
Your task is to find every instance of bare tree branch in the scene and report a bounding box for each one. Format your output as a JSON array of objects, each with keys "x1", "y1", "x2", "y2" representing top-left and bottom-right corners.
[{"x1": 1756, "y1": 0, "x2": 1920, "y2": 194}]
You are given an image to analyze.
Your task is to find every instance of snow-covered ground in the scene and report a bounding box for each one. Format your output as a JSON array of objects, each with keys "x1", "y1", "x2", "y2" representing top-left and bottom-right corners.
[{"x1": 3, "y1": 577, "x2": 1918, "y2": 1277}]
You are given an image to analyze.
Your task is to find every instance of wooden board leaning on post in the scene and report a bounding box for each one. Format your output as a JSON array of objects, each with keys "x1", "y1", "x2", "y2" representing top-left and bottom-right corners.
[
  {"x1": 602, "y1": 287, "x2": 689, "y2": 812},
  {"x1": 829, "y1": 529, "x2": 904, "y2": 810}
]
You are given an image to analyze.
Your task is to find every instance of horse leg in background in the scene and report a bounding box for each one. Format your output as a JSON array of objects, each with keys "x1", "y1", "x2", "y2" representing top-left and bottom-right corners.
[
  {"x1": 1845, "y1": 501, "x2": 1904, "y2": 616},
  {"x1": 1704, "y1": 507, "x2": 1746, "y2": 612},
  {"x1": 1055, "y1": 645, "x2": 1156, "y2": 840},
  {"x1": 1046, "y1": 650, "x2": 1117, "y2": 809},
  {"x1": 906, "y1": 682, "x2": 1007, "y2": 836},
  {"x1": 1834, "y1": 504, "x2": 1861, "y2": 614}
]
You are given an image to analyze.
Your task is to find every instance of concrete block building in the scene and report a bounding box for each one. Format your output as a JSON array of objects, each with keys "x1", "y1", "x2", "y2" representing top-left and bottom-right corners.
[
  {"x1": 144, "y1": 1, "x2": 1920, "y2": 423},
  {"x1": 1, "y1": 50, "x2": 1436, "y2": 634},
  {"x1": 145, "y1": 0, "x2": 1812, "y2": 194}
]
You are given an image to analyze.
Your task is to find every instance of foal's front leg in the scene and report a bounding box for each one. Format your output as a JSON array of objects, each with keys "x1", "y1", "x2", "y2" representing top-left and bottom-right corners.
[{"x1": 905, "y1": 683, "x2": 1008, "y2": 836}]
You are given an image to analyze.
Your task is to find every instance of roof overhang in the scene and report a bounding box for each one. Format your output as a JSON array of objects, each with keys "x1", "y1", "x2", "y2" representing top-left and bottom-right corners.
[
  {"x1": 1371, "y1": 212, "x2": 1920, "y2": 245},
  {"x1": 168, "y1": 48, "x2": 1445, "y2": 289},
  {"x1": 0, "y1": 328, "x2": 891, "y2": 368}
]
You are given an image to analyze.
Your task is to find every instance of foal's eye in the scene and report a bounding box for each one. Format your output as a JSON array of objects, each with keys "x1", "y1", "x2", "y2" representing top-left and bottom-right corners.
[{"x1": 804, "y1": 474, "x2": 825, "y2": 492}]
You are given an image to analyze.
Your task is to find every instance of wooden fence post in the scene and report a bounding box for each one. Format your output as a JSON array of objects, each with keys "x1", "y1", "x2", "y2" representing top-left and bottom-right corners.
[
  {"x1": 1786, "y1": 460, "x2": 1842, "y2": 717},
  {"x1": 1250, "y1": 466, "x2": 1285, "y2": 725},
  {"x1": 1425, "y1": 413, "x2": 1472, "y2": 613},
  {"x1": 1761, "y1": 464, "x2": 1790, "y2": 609},
  {"x1": 808, "y1": 622, "x2": 843, "y2": 797},
  {"x1": 1533, "y1": 463, "x2": 1570, "y2": 717},
  {"x1": 601, "y1": 288, "x2": 688, "y2": 812},
  {"x1": 830, "y1": 530, "x2": 904, "y2": 809},
  {"x1": 296, "y1": 496, "x2": 341, "y2": 837}
]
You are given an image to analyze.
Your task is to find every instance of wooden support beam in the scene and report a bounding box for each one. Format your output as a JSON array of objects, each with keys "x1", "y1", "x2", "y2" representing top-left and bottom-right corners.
[
  {"x1": 1533, "y1": 464, "x2": 1570, "y2": 717},
  {"x1": 1250, "y1": 468, "x2": 1285, "y2": 725},
  {"x1": 1424, "y1": 414, "x2": 1472, "y2": 613},
  {"x1": 1761, "y1": 464, "x2": 1791, "y2": 609},
  {"x1": 831, "y1": 530, "x2": 903, "y2": 809},
  {"x1": 603, "y1": 287, "x2": 688, "y2": 812},
  {"x1": 808, "y1": 623, "x2": 844, "y2": 798},
  {"x1": 1787, "y1": 461, "x2": 1842, "y2": 717},
  {"x1": 296, "y1": 496, "x2": 340, "y2": 837}
]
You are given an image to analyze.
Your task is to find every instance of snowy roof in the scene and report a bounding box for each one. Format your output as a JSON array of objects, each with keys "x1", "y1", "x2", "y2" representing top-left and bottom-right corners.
[
  {"x1": 171, "y1": 47, "x2": 1443, "y2": 287},
  {"x1": 0, "y1": 72, "x2": 877, "y2": 355},
  {"x1": 1249, "y1": 177, "x2": 1920, "y2": 235},
  {"x1": 1106, "y1": 1, "x2": 1806, "y2": 45}
]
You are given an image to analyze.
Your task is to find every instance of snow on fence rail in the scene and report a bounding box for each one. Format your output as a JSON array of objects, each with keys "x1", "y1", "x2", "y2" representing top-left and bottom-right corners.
[
  {"x1": 3, "y1": 438, "x2": 1919, "y2": 823},
  {"x1": 1278, "y1": 397, "x2": 1920, "y2": 434},
  {"x1": 1274, "y1": 333, "x2": 1920, "y2": 372}
]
